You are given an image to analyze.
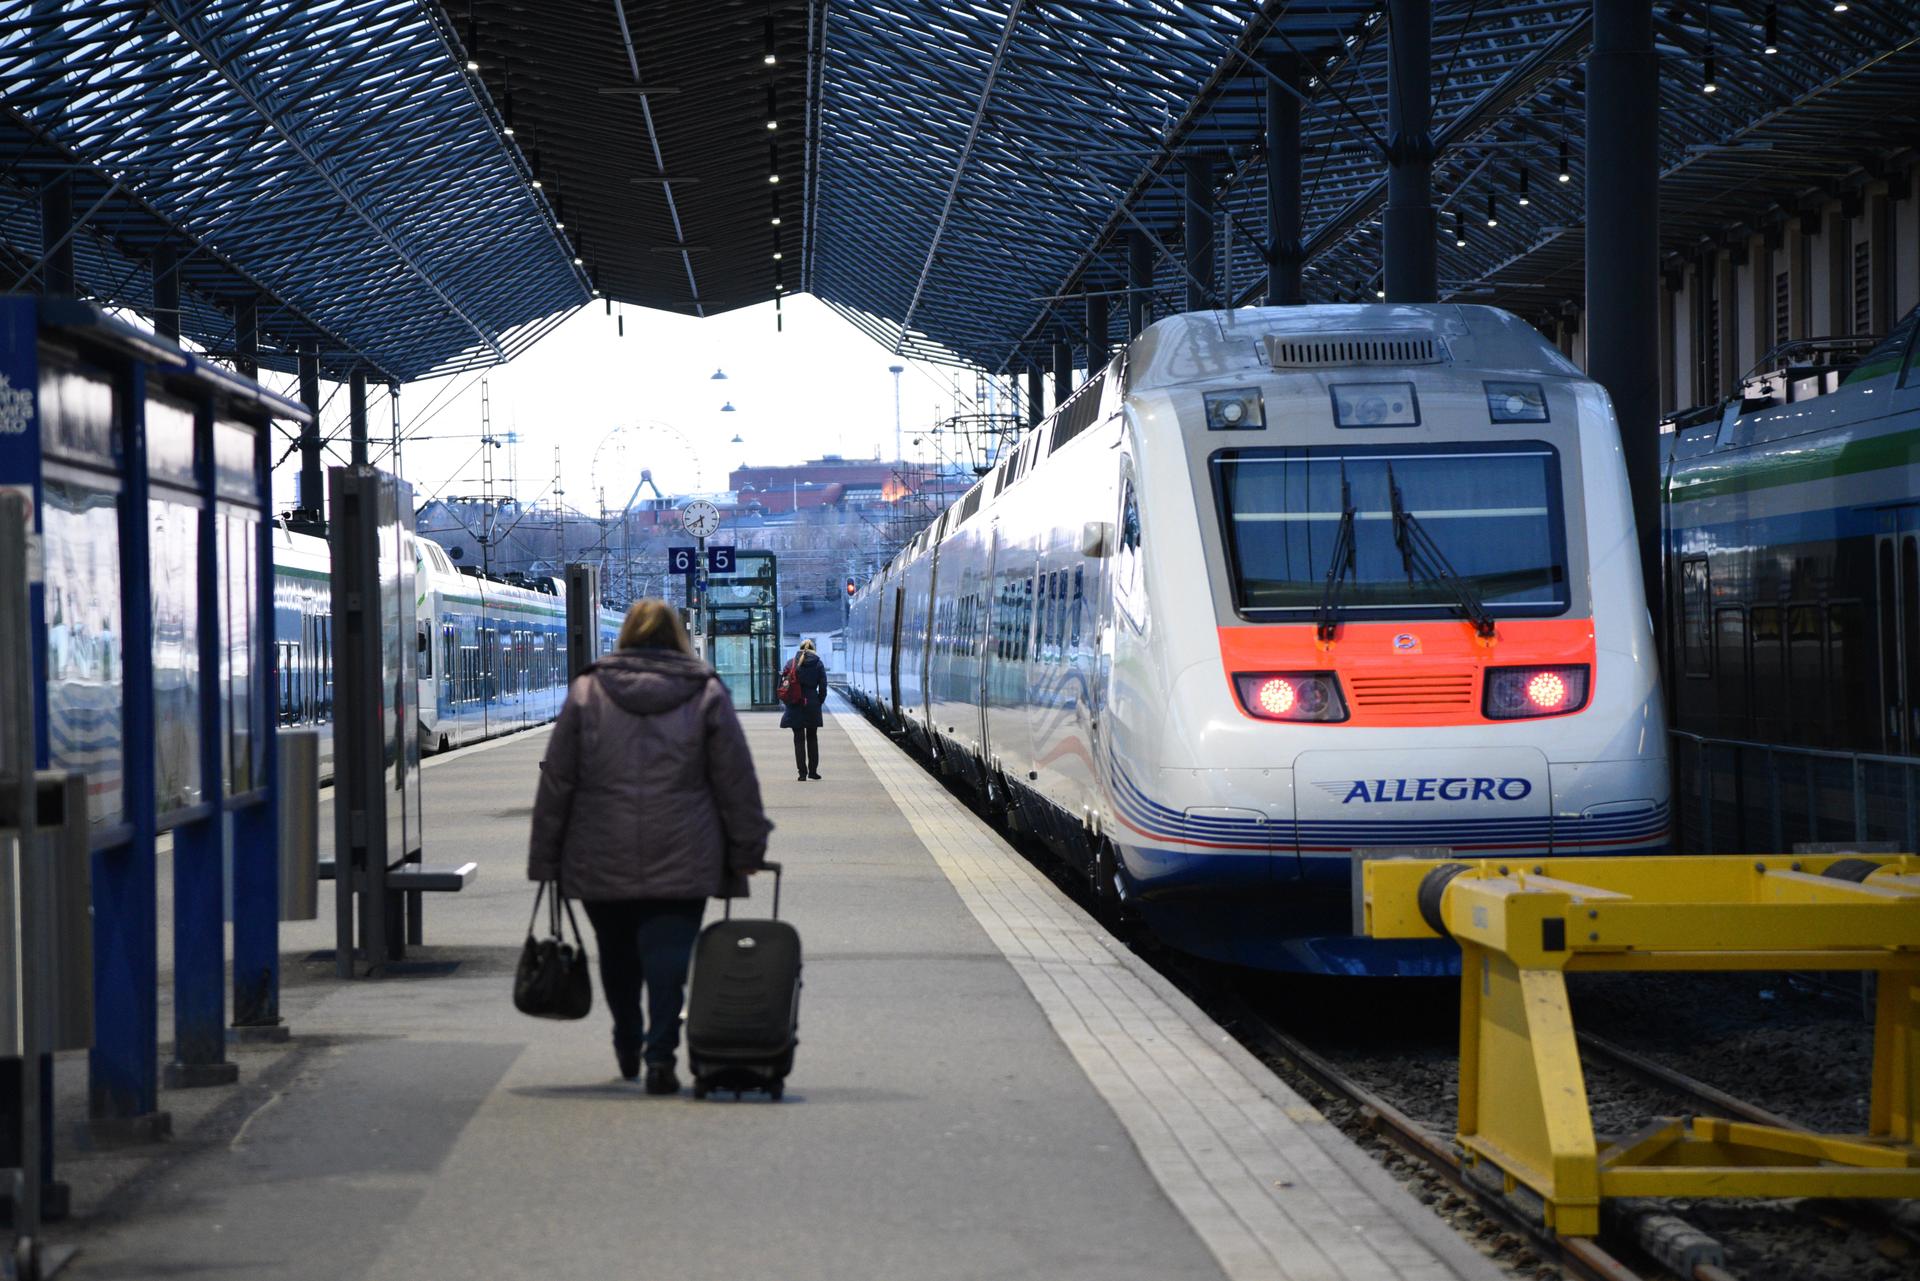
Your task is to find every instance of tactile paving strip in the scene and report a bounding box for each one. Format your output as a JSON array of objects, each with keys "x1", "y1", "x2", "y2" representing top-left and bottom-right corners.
[{"x1": 833, "y1": 705, "x2": 1502, "y2": 1281}]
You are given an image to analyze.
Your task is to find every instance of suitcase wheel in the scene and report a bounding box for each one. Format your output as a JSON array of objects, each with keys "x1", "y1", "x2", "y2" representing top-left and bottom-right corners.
[
  {"x1": 769, "y1": 1081, "x2": 784, "y2": 1102},
  {"x1": 692, "y1": 1079, "x2": 710, "y2": 1100}
]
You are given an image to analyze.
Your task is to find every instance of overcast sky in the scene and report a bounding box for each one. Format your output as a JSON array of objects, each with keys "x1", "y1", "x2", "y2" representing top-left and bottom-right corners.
[{"x1": 269, "y1": 294, "x2": 1006, "y2": 518}]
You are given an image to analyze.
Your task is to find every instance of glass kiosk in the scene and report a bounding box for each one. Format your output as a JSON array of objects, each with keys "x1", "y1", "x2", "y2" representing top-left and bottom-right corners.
[{"x1": 690, "y1": 549, "x2": 779, "y2": 709}]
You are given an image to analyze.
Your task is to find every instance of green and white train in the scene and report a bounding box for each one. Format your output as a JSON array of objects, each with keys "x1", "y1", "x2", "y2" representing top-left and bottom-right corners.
[{"x1": 1665, "y1": 304, "x2": 1920, "y2": 753}]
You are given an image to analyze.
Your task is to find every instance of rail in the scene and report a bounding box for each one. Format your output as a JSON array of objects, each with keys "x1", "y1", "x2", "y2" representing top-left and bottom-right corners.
[{"x1": 1670, "y1": 730, "x2": 1920, "y2": 856}]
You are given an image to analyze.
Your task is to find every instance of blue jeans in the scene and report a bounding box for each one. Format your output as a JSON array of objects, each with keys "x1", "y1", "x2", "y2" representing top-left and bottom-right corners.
[{"x1": 582, "y1": 899, "x2": 706, "y2": 1067}]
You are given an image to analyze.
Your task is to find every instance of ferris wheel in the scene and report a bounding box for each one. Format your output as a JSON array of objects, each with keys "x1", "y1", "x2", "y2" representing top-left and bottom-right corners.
[{"x1": 589, "y1": 421, "x2": 702, "y2": 514}]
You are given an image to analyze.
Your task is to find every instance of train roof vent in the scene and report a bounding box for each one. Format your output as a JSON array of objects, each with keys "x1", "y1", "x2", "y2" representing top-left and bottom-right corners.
[{"x1": 1265, "y1": 333, "x2": 1446, "y2": 369}]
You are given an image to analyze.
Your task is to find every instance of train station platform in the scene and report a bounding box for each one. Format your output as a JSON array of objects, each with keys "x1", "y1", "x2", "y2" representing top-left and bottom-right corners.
[{"x1": 47, "y1": 703, "x2": 1500, "y2": 1281}]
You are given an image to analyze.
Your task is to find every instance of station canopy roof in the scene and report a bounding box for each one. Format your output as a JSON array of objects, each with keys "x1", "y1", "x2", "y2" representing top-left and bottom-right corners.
[{"x1": 3, "y1": 2, "x2": 1919, "y2": 380}]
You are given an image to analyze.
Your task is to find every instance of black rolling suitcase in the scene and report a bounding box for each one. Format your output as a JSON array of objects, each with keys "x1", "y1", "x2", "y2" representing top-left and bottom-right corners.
[{"x1": 686, "y1": 861, "x2": 800, "y2": 1100}]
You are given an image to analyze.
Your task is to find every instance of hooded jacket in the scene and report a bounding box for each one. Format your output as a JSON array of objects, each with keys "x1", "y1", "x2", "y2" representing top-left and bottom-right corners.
[
  {"x1": 527, "y1": 647, "x2": 772, "y2": 900},
  {"x1": 778, "y1": 649, "x2": 828, "y2": 730}
]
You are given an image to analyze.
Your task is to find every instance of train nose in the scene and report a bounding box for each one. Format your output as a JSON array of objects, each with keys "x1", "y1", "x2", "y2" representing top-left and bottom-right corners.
[{"x1": 1292, "y1": 747, "x2": 1552, "y2": 854}]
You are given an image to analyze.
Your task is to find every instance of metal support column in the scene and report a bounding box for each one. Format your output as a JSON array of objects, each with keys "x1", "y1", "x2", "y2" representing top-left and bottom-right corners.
[
  {"x1": 297, "y1": 346, "x2": 323, "y2": 524},
  {"x1": 1585, "y1": 0, "x2": 1663, "y2": 642},
  {"x1": 1384, "y1": 0, "x2": 1436, "y2": 303},
  {"x1": 1052, "y1": 339, "x2": 1072, "y2": 412},
  {"x1": 1086, "y1": 295, "x2": 1109, "y2": 372},
  {"x1": 151, "y1": 244, "x2": 180, "y2": 343},
  {"x1": 389, "y1": 382, "x2": 402, "y2": 479},
  {"x1": 231, "y1": 400, "x2": 285, "y2": 1042},
  {"x1": 1266, "y1": 58, "x2": 1304, "y2": 305},
  {"x1": 38, "y1": 175, "x2": 73, "y2": 298},
  {"x1": 92, "y1": 365, "x2": 168, "y2": 1139},
  {"x1": 1128, "y1": 231, "x2": 1154, "y2": 337},
  {"x1": 166, "y1": 395, "x2": 239, "y2": 1090},
  {"x1": 349, "y1": 370, "x2": 369, "y2": 469},
  {"x1": 1184, "y1": 155, "x2": 1215, "y2": 313},
  {"x1": 234, "y1": 297, "x2": 257, "y2": 380},
  {"x1": 1025, "y1": 364, "x2": 1044, "y2": 428}
]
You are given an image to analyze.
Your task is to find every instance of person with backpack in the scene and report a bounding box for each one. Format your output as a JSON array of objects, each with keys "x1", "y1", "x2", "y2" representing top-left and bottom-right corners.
[
  {"x1": 778, "y1": 638, "x2": 828, "y2": 781},
  {"x1": 527, "y1": 599, "x2": 771, "y2": 1094}
]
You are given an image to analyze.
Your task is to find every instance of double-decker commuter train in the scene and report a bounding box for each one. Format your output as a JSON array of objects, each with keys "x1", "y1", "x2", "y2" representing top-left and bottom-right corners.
[
  {"x1": 1665, "y1": 304, "x2": 1920, "y2": 755},
  {"x1": 845, "y1": 305, "x2": 1670, "y2": 975},
  {"x1": 271, "y1": 521, "x2": 622, "y2": 779}
]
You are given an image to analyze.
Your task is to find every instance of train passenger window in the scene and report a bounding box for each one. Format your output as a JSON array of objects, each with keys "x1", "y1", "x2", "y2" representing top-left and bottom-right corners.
[
  {"x1": 1021, "y1": 577, "x2": 1034, "y2": 660},
  {"x1": 1750, "y1": 607, "x2": 1783, "y2": 735},
  {"x1": 1830, "y1": 600, "x2": 1870, "y2": 752},
  {"x1": 1880, "y1": 541, "x2": 1902, "y2": 752},
  {"x1": 1715, "y1": 607, "x2": 1750, "y2": 731},
  {"x1": 1787, "y1": 605, "x2": 1827, "y2": 744},
  {"x1": 1071, "y1": 566, "x2": 1084, "y2": 648},
  {"x1": 1121, "y1": 484, "x2": 1141, "y2": 553},
  {"x1": 1905, "y1": 538, "x2": 1920, "y2": 749},
  {"x1": 1680, "y1": 559, "x2": 1711, "y2": 677}
]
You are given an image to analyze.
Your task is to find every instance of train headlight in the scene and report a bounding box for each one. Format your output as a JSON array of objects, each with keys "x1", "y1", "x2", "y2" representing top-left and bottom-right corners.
[
  {"x1": 1484, "y1": 380, "x2": 1549, "y2": 423},
  {"x1": 1232, "y1": 671, "x2": 1348, "y2": 722},
  {"x1": 1204, "y1": 388, "x2": 1265, "y2": 431},
  {"x1": 1483, "y1": 664, "x2": 1589, "y2": 719}
]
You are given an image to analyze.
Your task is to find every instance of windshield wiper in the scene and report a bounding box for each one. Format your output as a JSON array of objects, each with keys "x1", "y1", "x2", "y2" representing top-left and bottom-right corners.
[
  {"x1": 1315, "y1": 466, "x2": 1357, "y2": 642},
  {"x1": 1387, "y1": 464, "x2": 1496, "y2": 638}
]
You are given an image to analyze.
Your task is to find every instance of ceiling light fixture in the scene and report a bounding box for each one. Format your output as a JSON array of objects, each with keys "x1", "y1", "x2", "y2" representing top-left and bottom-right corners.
[
  {"x1": 1486, "y1": 194, "x2": 1499, "y2": 228},
  {"x1": 1516, "y1": 166, "x2": 1530, "y2": 207},
  {"x1": 1702, "y1": 49, "x2": 1718, "y2": 94},
  {"x1": 1454, "y1": 210, "x2": 1467, "y2": 248},
  {"x1": 1558, "y1": 137, "x2": 1571, "y2": 183},
  {"x1": 1763, "y1": 2, "x2": 1780, "y2": 52},
  {"x1": 763, "y1": 14, "x2": 778, "y2": 63}
]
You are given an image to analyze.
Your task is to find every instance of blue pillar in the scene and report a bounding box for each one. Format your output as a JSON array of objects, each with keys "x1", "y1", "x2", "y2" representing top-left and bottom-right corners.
[
  {"x1": 232, "y1": 410, "x2": 283, "y2": 1039},
  {"x1": 90, "y1": 363, "x2": 168, "y2": 1137},
  {"x1": 166, "y1": 399, "x2": 237, "y2": 1089}
]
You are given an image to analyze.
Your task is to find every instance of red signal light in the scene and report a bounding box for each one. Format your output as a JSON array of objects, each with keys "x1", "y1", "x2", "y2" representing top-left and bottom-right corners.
[
  {"x1": 1484, "y1": 665, "x2": 1589, "y2": 719},
  {"x1": 1232, "y1": 672, "x2": 1347, "y2": 722},
  {"x1": 1526, "y1": 670, "x2": 1568, "y2": 710},
  {"x1": 845, "y1": 577, "x2": 857, "y2": 596},
  {"x1": 1257, "y1": 677, "x2": 1296, "y2": 716}
]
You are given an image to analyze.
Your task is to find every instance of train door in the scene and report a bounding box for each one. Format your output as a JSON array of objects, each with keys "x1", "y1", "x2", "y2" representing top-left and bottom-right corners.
[
  {"x1": 1874, "y1": 530, "x2": 1920, "y2": 753},
  {"x1": 888, "y1": 585, "x2": 905, "y2": 719},
  {"x1": 977, "y1": 528, "x2": 999, "y2": 761},
  {"x1": 921, "y1": 536, "x2": 942, "y2": 728}
]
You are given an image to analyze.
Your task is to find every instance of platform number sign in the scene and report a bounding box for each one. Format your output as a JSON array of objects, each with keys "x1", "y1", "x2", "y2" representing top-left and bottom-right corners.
[
  {"x1": 668, "y1": 546, "x2": 698, "y2": 575},
  {"x1": 706, "y1": 545, "x2": 736, "y2": 575}
]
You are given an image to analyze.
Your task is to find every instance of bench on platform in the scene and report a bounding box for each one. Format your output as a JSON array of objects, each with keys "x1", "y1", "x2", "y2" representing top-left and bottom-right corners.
[{"x1": 317, "y1": 859, "x2": 479, "y2": 892}]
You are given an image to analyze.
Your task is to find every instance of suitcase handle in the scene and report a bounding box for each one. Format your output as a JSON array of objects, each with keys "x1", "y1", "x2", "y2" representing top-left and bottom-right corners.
[{"x1": 725, "y1": 859, "x2": 783, "y2": 920}]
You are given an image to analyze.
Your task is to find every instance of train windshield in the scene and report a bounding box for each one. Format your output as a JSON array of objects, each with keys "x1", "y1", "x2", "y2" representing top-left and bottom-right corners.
[{"x1": 1211, "y1": 442, "x2": 1570, "y2": 619}]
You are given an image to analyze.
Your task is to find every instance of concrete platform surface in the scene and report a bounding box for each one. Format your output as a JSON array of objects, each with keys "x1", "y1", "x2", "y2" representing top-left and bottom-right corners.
[{"x1": 44, "y1": 703, "x2": 1501, "y2": 1281}]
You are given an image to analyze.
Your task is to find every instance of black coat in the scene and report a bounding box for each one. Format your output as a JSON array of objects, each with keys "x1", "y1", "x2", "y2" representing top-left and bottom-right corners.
[{"x1": 779, "y1": 651, "x2": 828, "y2": 729}]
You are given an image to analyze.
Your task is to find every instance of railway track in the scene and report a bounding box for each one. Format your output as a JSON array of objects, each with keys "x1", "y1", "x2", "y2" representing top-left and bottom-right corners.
[
  {"x1": 1193, "y1": 978, "x2": 1742, "y2": 1281},
  {"x1": 916, "y1": 740, "x2": 1899, "y2": 1281}
]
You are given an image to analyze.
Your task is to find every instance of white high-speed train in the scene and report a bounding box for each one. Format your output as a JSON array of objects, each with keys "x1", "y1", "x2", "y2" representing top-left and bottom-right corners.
[
  {"x1": 845, "y1": 305, "x2": 1669, "y2": 974},
  {"x1": 271, "y1": 522, "x2": 621, "y2": 779}
]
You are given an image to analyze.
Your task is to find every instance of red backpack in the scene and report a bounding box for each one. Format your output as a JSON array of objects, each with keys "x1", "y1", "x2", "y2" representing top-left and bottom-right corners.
[{"x1": 776, "y1": 657, "x2": 806, "y2": 706}]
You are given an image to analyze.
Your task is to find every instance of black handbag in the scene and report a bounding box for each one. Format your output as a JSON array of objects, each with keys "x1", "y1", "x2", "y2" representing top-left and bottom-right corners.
[{"x1": 514, "y1": 883, "x2": 594, "y2": 1020}]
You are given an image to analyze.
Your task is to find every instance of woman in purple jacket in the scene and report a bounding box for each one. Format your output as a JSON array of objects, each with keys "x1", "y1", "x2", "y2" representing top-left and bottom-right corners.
[{"x1": 528, "y1": 600, "x2": 772, "y2": 1094}]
